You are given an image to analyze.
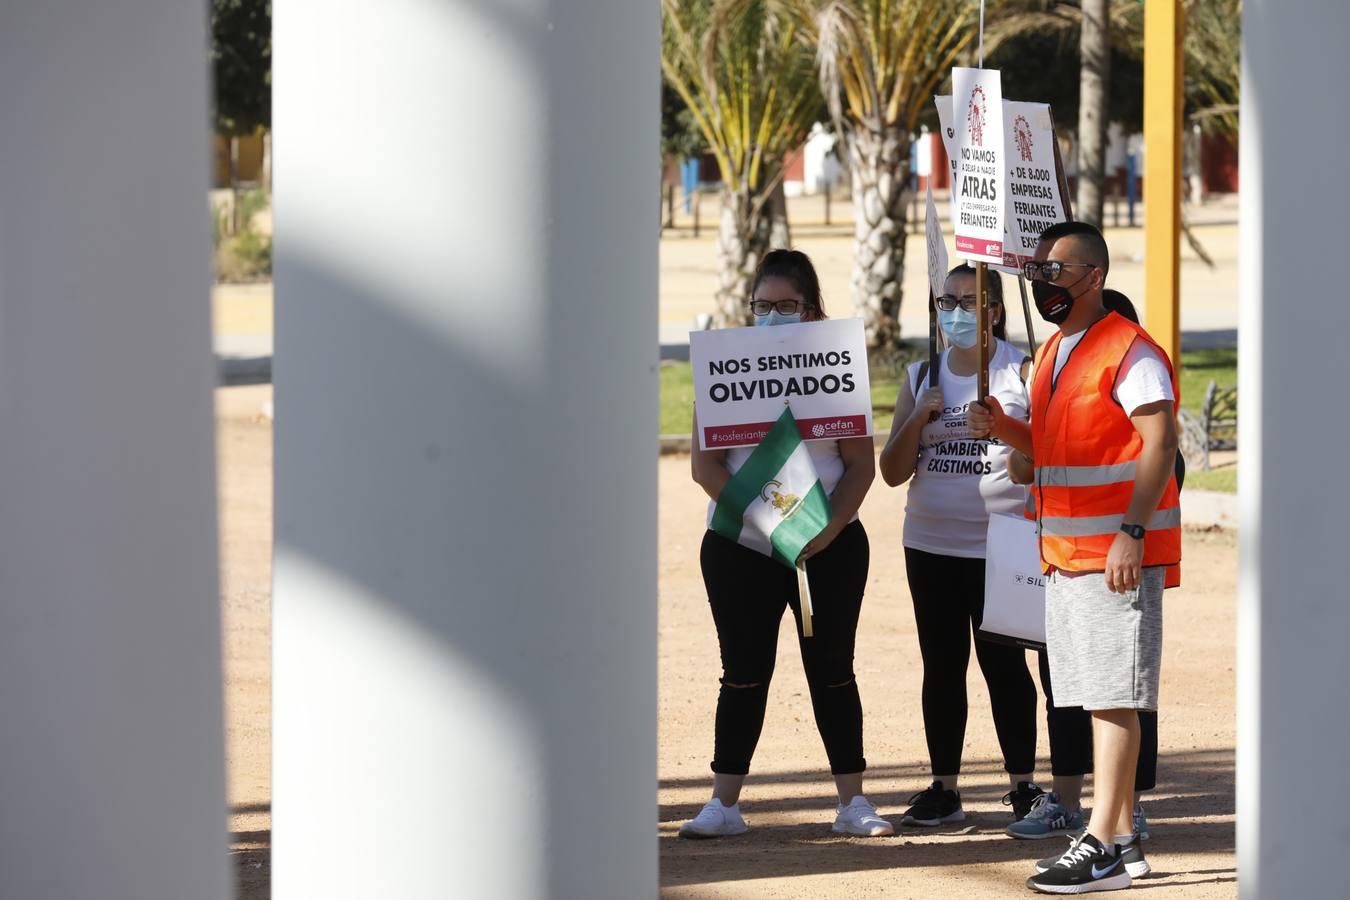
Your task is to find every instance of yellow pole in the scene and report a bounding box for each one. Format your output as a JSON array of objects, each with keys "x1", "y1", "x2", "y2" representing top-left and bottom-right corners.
[{"x1": 1144, "y1": 0, "x2": 1184, "y2": 364}]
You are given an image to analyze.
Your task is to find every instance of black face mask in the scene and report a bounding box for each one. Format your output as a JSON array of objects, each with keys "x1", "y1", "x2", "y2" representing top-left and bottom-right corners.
[{"x1": 1031, "y1": 271, "x2": 1092, "y2": 325}]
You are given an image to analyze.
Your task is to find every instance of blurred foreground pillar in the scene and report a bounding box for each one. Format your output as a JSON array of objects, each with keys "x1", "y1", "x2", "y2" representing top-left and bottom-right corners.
[
  {"x1": 272, "y1": 2, "x2": 658, "y2": 896},
  {"x1": 0, "y1": 3, "x2": 230, "y2": 899},
  {"x1": 1239, "y1": 2, "x2": 1350, "y2": 897}
]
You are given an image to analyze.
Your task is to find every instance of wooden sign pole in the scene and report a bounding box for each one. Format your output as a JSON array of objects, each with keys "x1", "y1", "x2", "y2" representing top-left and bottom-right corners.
[
  {"x1": 797, "y1": 562, "x2": 814, "y2": 638},
  {"x1": 976, "y1": 261, "x2": 991, "y2": 399},
  {"x1": 1018, "y1": 277, "x2": 1039, "y2": 356},
  {"x1": 928, "y1": 289, "x2": 941, "y2": 390}
]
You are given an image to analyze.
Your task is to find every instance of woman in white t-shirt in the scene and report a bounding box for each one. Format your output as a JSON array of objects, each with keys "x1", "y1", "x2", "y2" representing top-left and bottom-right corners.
[
  {"x1": 878, "y1": 264, "x2": 1046, "y2": 827},
  {"x1": 680, "y1": 250, "x2": 891, "y2": 840}
]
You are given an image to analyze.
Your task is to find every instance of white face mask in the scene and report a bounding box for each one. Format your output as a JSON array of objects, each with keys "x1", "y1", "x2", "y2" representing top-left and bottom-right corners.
[
  {"x1": 938, "y1": 307, "x2": 979, "y2": 348},
  {"x1": 755, "y1": 310, "x2": 803, "y2": 327}
]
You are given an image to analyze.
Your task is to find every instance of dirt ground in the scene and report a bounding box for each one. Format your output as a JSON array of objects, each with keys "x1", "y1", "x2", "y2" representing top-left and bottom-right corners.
[
  {"x1": 217, "y1": 386, "x2": 273, "y2": 899},
  {"x1": 219, "y1": 385, "x2": 1236, "y2": 899}
]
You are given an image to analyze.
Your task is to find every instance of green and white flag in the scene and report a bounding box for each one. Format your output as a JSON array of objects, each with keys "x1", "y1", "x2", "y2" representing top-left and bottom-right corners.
[{"x1": 711, "y1": 407, "x2": 833, "y2": 568}]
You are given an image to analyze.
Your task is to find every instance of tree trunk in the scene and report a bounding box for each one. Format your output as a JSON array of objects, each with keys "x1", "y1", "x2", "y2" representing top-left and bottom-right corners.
[
  {"x1": 1077, "y1": 0, "x2": 1111, "y2": 228},
  {"x1": 713, "y1": 187, "x2": 771, "y2": 328},
  {"x1": 229, "y1": 135, "x2": 240, "y2": 234},
  {"x1": 768, "y1": 179, "x2": 791, "y2": 249},
  {"x1": 845, "y1": 123, "x2": 910, "y2": 348},
  {"x1": 262, "y1": 130, "x2": 272, "y2": 192}
]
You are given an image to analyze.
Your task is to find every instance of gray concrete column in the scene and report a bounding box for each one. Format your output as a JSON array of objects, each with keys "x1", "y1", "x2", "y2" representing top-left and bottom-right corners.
[
  {"x1": 1239, "y1": 2, "x2": 1350, "y2": 896},
  {"x1": 0, "y1": 4, "x2": 229, "y2": 899},
  {"x1": 272, "y1": 2, "x2": 658, "y2": 897}
]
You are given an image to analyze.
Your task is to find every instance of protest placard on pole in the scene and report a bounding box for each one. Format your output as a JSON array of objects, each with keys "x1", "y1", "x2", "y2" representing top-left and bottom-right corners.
[
  {"x1": 689, "y1": 319, "x2": 872, "y2": 451},
  {"x1": 1004, "y1": 102, "x2": 1067, "y2": 270},
  {"x1": 925, "y1": 183, "x2": 948, "y2": 390},
  {"x1": 936, "y1": 96, "x2": 1067, "y2": 273},
  {"x1": 950, "y1": 68, "x2": 1005, "y2": 265},
  {"x1": 925, "y1": 182, "x2": 949, "y2": 300}
]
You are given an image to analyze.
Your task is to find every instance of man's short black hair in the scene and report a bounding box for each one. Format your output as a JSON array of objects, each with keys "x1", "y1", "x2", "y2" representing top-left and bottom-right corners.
[{"x1": 1039, "y1": 220, "x2": 1110, "y2": 274}]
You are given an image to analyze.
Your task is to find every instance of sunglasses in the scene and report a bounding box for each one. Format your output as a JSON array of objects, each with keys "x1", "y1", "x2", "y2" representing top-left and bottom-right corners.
[
  {"x1": 749, "y1": 299, "x2": 808, "y2": 316},
  {"x1": 1022, "y1": 261, "x2": 1097, "y2": 282}
]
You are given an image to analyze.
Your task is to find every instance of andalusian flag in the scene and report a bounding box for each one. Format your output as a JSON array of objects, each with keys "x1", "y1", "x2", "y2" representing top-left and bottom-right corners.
[{"x1": 711, "y1": 407, "x2": 833, "y2": 569}]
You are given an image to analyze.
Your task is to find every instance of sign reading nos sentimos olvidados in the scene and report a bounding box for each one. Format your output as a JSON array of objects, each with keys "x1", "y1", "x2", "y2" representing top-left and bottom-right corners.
[{"x1": 690, "y1": 318, "x2": 873, "y2": 451}]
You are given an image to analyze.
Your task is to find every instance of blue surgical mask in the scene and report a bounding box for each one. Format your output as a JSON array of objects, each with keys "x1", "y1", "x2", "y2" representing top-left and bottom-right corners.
[
  {"x1": 755, "y1": 310, "x2": 803, "y2": 327},
  {"x1": 938, "y1": 307, "x2": 979, "y2": 348}
]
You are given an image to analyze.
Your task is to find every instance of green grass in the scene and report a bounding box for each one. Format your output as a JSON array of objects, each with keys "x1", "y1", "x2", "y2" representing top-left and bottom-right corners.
[
  {"x1": 1178, "y1": 347, "x2": 1237, "y2": 416},
  {"x1": 659, "y1": 362, "x2": 696, "y2": 436},
  {"x1": 661, "y1": 346, "x2": 1238, "y2": 439},
  {"x1": 1183, "y1": 466, "x2": 1237, "y2": 494}
]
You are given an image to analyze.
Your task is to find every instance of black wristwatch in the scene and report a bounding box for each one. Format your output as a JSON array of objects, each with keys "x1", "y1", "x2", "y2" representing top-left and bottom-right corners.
[{"x1": 1120, "y1": 522, "x2": 1146, "y2": 540}]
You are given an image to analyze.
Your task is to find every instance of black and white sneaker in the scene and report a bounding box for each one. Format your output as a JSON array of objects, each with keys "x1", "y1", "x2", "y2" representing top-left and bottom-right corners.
[
  {"x1": 1004, "y1": 781, "x2": 1047, "y2": 822},
  {"x1": 1037, "y1": 833, "x2": 1150, "y2": 879},
  {"x1": 1027, "y1": 832, "x2": 1132, "y2": 893},
  {"x1": 900, "y1": 780, "x2": 964, "y2": 826},
  {"x1": 1119, "y1": 835, "x2": 1150, "y2": 878}
]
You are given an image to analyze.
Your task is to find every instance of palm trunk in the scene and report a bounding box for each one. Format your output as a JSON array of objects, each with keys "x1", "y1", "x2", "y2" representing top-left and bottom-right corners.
[
  {"x1": 714, "y1": 187, "x2": 772, "y2": 328},
  {"x1": 845, "y1": 123, "x2": 910, "y2": 348},
  {"x1": 768, "y1": 179, "x2": 791, "y2": 249},
  {"x1": 1077, "y1": 0, "x2": 1110, "y2": 228}
]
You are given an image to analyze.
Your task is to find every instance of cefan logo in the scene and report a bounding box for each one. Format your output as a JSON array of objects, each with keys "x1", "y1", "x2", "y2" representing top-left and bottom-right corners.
[
  {"x1": 1014, "y1": 115, "x2": 1034, "y2": 162},
  {"x1": 966, "y1": 85, "x2": 987, "y2": 146},
  {"x1": 811, "y1": 424, "x2": 826, "y2": 438}
]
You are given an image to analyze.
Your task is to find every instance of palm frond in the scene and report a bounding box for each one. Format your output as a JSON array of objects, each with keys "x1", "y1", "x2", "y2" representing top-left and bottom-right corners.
[
  {"x1": 809, "y1": 0, "x2": 977, "y2": 136},
  {"x1": 662, "y1": 0, "x2": 821, "y2": 195}
]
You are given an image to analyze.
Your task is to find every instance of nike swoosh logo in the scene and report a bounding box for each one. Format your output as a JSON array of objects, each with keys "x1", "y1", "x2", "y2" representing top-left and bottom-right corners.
[{"x1": 1091, "y1": 860, "x2": 1121, "y2": 879}]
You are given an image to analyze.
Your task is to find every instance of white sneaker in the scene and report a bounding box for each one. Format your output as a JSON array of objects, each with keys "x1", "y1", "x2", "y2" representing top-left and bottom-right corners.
[
  {"x1": 832, "y1": 795, "x2": 895, "y2": 837},
  {"x1": 679, "y1": 798, "x2": 748, "y2": 839}
]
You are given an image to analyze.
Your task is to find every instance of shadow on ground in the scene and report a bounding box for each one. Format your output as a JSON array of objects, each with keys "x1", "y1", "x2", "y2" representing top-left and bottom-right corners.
[{"x1": 660, "y1": 748, "x2": 1234, "y2": 891}]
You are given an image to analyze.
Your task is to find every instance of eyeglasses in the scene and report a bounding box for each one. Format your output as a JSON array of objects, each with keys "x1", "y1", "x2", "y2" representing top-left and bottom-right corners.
[
  {"x1": 750, "y1": 299, "x2": 807, "y2": 316},
  {"x1": 936, "y1": 293, "x2": 980, "y2": 312},
  {"x1": 1022, "y1": 260, "x2": 1096, "y2": 282}
]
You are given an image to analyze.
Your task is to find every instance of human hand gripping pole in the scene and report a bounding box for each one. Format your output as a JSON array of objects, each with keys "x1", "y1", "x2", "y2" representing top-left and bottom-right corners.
[
  {"x1": 968, "y1": 394, "x2": 1003, "y2": 439},
  {"x1": 795, "y1": 519, "x2": 842, "y2": 639},
  {"x1": 969, "y1": 395, "x2": 1034, "y2": 456}
]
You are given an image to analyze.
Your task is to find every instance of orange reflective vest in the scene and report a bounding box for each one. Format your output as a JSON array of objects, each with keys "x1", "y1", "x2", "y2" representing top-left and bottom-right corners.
[{"x1": 1029, "y1": 312, "x2": 1181, "y2": 586}]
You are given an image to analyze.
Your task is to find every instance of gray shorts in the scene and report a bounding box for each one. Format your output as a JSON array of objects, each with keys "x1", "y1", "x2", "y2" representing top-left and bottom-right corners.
[{"x1": 1044, "y1": 567, "x2": 1164, "y2": 711}]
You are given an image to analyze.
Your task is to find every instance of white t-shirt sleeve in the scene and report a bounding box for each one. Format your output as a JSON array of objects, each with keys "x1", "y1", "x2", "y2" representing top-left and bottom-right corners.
[{"x1": 1112, "y1": 341, "x2": 1175, "y2": 415}]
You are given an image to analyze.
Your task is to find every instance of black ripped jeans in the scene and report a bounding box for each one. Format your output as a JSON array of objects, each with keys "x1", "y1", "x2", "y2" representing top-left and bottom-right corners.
[
  {"x1": 700, "y1": 521, "x2": 869, "y2": 776},
  {"x1": 903, "y1": 547, "x2": 1040, "y2": 776}
]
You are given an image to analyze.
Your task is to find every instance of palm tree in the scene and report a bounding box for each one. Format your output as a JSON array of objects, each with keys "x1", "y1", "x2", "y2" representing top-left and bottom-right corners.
[
  {"x1": 662, "y1": 0, "x2": 824, "y2": 327},
  {"x1": 1184, "y1": 0, "x2": 1240, "y2": 136},
  {"x1": 982, "y1": 1, "x2": 1143, "y2": 229},
  {"x1": 1076, "y1": 0, "x2": 1110, "y2": 227},
  {"x1": 808, "y1": 0, "x2": 977, "y2": 348}
]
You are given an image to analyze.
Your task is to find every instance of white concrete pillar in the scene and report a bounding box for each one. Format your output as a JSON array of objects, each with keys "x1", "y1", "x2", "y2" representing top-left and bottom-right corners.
[
  {"x1": 1239, "y1": 3, "x2": 1350, "y2": 896},
  {"x1": 272, "y1": 2, "x2": 658, "y2": 897},
  {"x1": 0, "y1": 4, "x2": 229, "y2": 899}
]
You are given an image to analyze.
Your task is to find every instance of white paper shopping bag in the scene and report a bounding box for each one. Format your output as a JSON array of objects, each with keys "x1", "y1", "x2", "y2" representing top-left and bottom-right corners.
[{"x1": 978, "y1": 513, "x2": 1046, "y2": 650}]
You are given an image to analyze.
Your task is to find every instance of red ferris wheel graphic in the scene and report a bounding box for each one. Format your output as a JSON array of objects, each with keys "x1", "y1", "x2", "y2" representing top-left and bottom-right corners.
[
  {"x1": 1014, "y1": 115, "x2": 1034, "y2": 161},
  {"x1": 966, "y1": 85, "x2": 988, "y2": 146}
]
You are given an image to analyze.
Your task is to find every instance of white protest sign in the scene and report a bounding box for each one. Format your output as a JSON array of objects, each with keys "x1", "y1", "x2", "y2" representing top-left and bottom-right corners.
[
  {"x1": 951, "y1": 67, "x2": 1005, "y2": 264},
  {"x1": 690, "y1": 318, "x2": 872, "y2": 451},
  {"x1": 1003, "y1": 102, "x2": 1067, "y2": 268},
  {"x1": 936, "y1": 95, "x2": 1067, "y2": 273},
  {"x1": 925, "y1": 182, "x2": 949, "y2": 298}
]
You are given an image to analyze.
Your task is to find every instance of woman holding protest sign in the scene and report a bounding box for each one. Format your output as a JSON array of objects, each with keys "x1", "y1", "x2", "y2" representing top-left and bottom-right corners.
[
  {"x1": 879, "y1": 264, "x2": 1046, "y2": 827},
  {"x1": 680, "y1": 249, "x2": 891, "y2": 839}
]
